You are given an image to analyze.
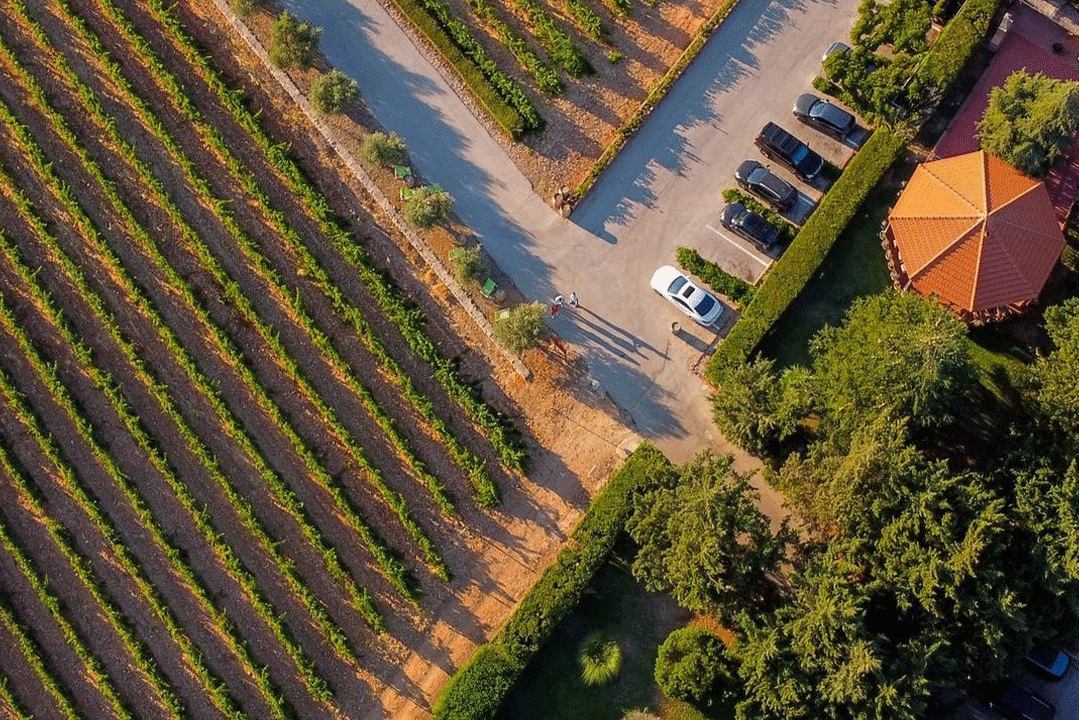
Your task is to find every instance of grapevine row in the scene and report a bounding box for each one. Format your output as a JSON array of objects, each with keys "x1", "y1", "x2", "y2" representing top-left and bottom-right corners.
[
  {"x1": 0, "y1": 158, "x2": 293, "y2": 720},
  {"x1": 0, "y1": 590, "x2": 81, "y2": 720},
  {"x1": 563, "y1": 0, "x2": 605, "y2": 39},
  {"x1": 0, "y1": 396, "x2": 189, "y2": 720},
  {"x1": 134, "y1": 0, "x2": 530, "y2": 474},
  {"x1": 500, "y1": 0, "x2": 590, "y2": 76},
  {"x1": 0, "y1": 15, "x2": 424, "y2": 603},
  {"x1": 471, "y1": 0, "x2": 563, "y2": 94},
  {"x1": 0, "y1": 57, "x2": 340, "y2": 705},
  {"x1": 74, "y1": 0, "x2": 501, "y2": 513},
  {"x1": 13, "y1": 0, "x2": 390, "y2": 644},
  {"x1": 24, "y1": 0, "x2": 450, "y2": 581},
  {"x1": 55, "y1": 0, "x2": 463, "y2": 516},
  {"x1": 81, "y1": 0, "x2": 502, "y2": 503},
  {"x1": 0, "y1": 210, "x2": 278, "y2": 720},
  {"x1": 0, "y1": 675, "x2": 33, "y2": 720}
]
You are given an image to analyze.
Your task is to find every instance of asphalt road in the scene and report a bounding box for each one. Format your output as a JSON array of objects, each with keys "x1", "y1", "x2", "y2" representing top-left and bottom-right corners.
[{"x1": 281, "y1": 0, "x2": 861, "y2": 476}]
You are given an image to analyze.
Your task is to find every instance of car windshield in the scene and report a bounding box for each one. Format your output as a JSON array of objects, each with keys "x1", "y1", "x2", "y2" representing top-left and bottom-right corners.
[
  {"x1": 790, "y1": 145, "x2": 808, "y2": 164},
  {"x1": 692, "y1": 294, "x2": 716, "y2": 318},
  {"x1": 667, "y1": 276, "x2": 688, "y2": 295}
]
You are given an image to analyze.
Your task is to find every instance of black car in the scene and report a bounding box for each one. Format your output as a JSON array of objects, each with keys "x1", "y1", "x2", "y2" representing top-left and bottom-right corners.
[
  {"x1": 754, "y1": 122, "x2": 824, "y2": 181},
  {"x1": 988, "y1": 683, "x2": 1055, "y2": 720},
  {"x1": 721, "y1": 202, "x2": 780, "y2": 250},
  {"x1": 734, "y1": 160, "x2": 798, "y2": 210},
  {"x1": 1025, "y1": 647, "x2": 1070, "y2": 680},
  {"x1": 793, "y1": 93, "x2": 856, "y2": 139}
]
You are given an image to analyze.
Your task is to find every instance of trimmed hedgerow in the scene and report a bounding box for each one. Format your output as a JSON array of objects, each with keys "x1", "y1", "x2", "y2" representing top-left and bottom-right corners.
[
  {"x1": 432, "y1": 444, "x2": 673, "y2": 720},
  {"x1": 707, "y1": 128, "x2": 906, "y2": 376},
  {"x1": 675, "y1": 247, "x2": 756, "y2": 308},
  {"x1": 920, "y1": 0, "x2": 1001, "y2": 95}
]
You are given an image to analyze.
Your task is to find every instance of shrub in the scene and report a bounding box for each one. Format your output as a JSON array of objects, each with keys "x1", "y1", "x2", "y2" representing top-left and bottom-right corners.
[
  {"x1": 708, "y1": 128, "x2": 906, "y2": 375},
  {"x1": 404, "y1": 186, "x2": 454, "y2": 228},
  {"x1": 655, "y1": 627, "x2": 735, "y2": 704},
  {"x1": 450, "y1": 246, "x2": 487, "y2": 286},
  {"x1": 310, "y1": 70, "x2": 359, "y2": 114},
  {"x1": 579, "y1": 634, "x2": 622, "y2": 685},
  {"x1": 432, "y1": 445, "x2": 673, "y2": 720},
  {"x1": 675, "y1": 247, "x2": 755, "y2": 307},
  {"x1": 493, "y1": 302, "x2": 547, "y2": 352},
  {"x1": 270, "y1": 12, "x2": 322, "y2": 69},
  {"x1": 361, "y1": 132, "x2": 409, "y2": 167},
  {"x1": 623, "y1": 713, "x2": 660, "y2": 720},
  {"x1": 431, "y1": 645, "x2": 521, "y2": 720},
  {"x1": 607, "y1": 50, "x2": 624, "y2": 64},
  {"x1": 231, "y1": 0, "x2": 264, "y2": 18}
]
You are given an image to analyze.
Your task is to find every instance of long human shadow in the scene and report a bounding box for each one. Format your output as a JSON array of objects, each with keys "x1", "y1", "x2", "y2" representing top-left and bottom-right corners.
[{"x1": 570, "y1": 0, "x2": 819, "y2": 243}]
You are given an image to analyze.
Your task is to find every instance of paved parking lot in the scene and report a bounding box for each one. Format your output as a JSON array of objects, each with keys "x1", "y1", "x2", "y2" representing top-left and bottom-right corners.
[{"x1": 683, "y1": 112, "x2": 866, "y2": 283}]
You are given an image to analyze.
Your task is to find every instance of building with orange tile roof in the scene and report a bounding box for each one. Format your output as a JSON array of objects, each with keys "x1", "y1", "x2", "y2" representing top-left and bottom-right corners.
[{"x1": 883, "y1": 150, "x2": 1064, "y2": 323}]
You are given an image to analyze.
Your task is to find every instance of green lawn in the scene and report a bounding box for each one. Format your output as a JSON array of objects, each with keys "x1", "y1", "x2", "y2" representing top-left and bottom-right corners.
[
  {"x1": 756, "y1": 153, "x2": 917, "y2": 369},
  {"x1": 497, "y1": 546, "x2": 735, "y2": 720}
]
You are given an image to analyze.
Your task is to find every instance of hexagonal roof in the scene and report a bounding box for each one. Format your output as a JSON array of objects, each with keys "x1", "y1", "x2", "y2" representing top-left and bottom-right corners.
[{"x1": 888, "y1": 151, "x2": 1065, "y2": 313}]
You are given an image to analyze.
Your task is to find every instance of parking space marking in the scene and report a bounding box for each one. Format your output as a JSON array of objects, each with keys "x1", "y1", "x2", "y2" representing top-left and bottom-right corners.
[{"x1": 705, "y1": 224, "x2": 771, "y2": 267}]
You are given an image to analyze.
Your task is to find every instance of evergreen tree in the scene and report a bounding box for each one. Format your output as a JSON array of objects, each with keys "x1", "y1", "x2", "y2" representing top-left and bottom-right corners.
[
  {"x1": 627, "y1": 452, "x2": 792, "y2": 622},
  {"x1": 978, "y1": 71, "x2": 1079, "y2": 177}
]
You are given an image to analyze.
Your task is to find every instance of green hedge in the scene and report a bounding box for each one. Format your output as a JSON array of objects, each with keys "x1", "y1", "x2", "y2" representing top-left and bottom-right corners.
[
  {"x1": 706, "y1": 128, "x2": 906, "y2": 376},
  {"x1": 574, "y1": 0, "x2": 743, "y2": 197},
  {"x1": 432, "y1": 444, "x2": 673, "y2": 720},
  {"x1": 383, "y1": 0, "x2": 530, "y2": 137},
  {"x1": 676, "y1": 247, "x2": 755, "y2": 308},
  {"x1": 920, "y1": 0, "x2": 1000, "y2": 93}
]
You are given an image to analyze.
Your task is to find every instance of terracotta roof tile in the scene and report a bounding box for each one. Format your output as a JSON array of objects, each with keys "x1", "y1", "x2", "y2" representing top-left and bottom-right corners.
[{"x1": 888, "y1": 150, "x2": 1065, "y2": 313}]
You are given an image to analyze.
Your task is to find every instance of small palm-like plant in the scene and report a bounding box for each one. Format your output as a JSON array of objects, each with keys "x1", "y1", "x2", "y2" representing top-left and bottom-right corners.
[{"x1": 579, "y1": 633, "x2": 622, "y2": 686}]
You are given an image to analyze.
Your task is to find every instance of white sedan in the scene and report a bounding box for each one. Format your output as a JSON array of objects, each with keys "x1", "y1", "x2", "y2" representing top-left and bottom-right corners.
[{"x1": 650, "y1": 265, "x2": 724, "y2": 326}]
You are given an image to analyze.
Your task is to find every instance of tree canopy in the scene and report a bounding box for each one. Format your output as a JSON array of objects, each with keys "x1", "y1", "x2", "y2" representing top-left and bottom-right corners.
[
  {"x1": 626, "y1": 452, "x2": 792, "y2": 622},
  {"x1": 978, "y1": 71, "x2": 1079, "y2": 177},
  {"x1": 805, "y1": 291, "x2": 971, "y2": 444}
]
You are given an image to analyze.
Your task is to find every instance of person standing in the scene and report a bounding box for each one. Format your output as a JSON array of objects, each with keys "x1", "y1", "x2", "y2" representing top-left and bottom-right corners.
[{"x1": 569, "y1": 292, "x2": 579, "y2": 308}]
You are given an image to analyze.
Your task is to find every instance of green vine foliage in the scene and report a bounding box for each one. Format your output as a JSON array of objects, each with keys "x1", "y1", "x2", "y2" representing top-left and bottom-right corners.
[{"x1": 138, "y1": 0, "x2": 529, "y2": 475}]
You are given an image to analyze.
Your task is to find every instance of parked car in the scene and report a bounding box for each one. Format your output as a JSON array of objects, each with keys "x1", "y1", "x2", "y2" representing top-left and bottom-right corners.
[
  {"x1": 754, "y1": 122, "x2": 824, "y2": 181},
  {"x1": 1025, "y1": 647, "x2": 1070, "y2": 680},
  {"x1": 734, "y1": 160, "x2": 798, "y2": 210},
  {"x1": 988, "y1": 682, "x2": 1055, "y2": 720},
  {"x1": 649, "y1": 266, "x2": 724, "y2": 326},
  {"x1": 821, "y1": 41, "x2": 849, "y2": 64},
  {"x1": 721, "y1": 202, "x2": 780, "y2": 250},
  {"x1": 793, "y1": 93, "x2": 856, "y2": 139}
]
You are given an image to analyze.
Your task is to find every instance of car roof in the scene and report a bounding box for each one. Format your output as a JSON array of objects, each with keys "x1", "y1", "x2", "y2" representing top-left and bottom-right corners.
[
  {"x1": 811, "y1": 101, "x2": 853, "y2": 128},
  {"x1": 756, "y1": 169, "x2": 792, "y2": 196}
]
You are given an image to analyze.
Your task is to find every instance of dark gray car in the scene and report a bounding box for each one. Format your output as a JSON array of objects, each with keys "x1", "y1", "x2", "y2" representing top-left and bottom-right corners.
[
  {"x1": 988, "y1": 683, "x2": 1055, "y2": 720},
  {"x1": 721, "y1": 202, "x2": 780, "y2": 250},
  {"x1": 734, "y1": 160, "x2": 798, "y2": 210},
  {"x1": 754, "y1": 122, "x2": 824, "y2": 181},
  {"x1": 793, "y1": 94, "x2": 856, "y2": 139}
]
